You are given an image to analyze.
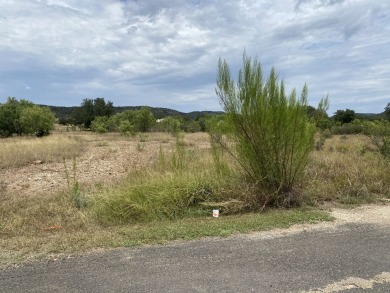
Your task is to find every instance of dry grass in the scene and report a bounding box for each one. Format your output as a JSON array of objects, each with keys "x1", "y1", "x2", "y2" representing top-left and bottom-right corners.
[
  {"x1": 0, "y1": 135, "x2": 85, "y2": 169},
  {"x1": 303, "y1": 134, "x2": 390, "y2": 204},
  {"x1": 1, "y1": 132, "x2": 389, "y2": 266},
  {"x1": 0, "y1": 189, "x2": 331, "y2": 266}
]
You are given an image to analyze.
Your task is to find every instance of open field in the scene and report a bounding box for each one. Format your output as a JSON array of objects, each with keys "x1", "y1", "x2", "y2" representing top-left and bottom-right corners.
[
  {"x1": 0, "y1": 131, "x2": 209, "y2": 197},
  {"x1": 1, "y1": 130, "x2": 390, "y2": 266}
]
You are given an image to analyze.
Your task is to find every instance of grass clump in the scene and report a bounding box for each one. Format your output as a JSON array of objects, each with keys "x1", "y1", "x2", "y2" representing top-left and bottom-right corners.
[
  {"x1": 63, "y1": 157, "x2": 89, "y2": 209},
  {"x1": 93, "y1": 168, "x2": 232, "y2": 225},
  {"x1": 93, "y1": 133, "x2": 247, "y2": 225}
]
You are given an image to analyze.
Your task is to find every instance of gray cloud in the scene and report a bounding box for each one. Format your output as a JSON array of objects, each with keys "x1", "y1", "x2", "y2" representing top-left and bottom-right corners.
[{"x1": 0, "y1": 0, "x2": 389, "y2": 114}]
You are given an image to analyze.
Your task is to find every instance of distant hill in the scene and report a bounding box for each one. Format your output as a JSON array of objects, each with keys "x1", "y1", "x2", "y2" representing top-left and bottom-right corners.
[
  {"x1": 42, "y1": 105, "x2": 224, "y2": 124},
  {"x1": 43, "y1": 104, "x2": 386, "y2": 124},
  {"x1": 355, "y1": 112, "x2": 385, "y2": 121}
]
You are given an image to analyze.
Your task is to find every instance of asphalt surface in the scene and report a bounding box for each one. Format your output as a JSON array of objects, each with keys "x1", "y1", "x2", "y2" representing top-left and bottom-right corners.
[{"x1": 1, "y1": 222, "x2": 390, "y2": 292}]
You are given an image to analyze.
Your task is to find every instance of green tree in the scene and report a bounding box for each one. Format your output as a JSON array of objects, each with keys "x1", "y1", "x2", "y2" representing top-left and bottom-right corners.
[
  {"x1": 214, "y1": 53, "x2": 317, "y2": 206},
  {"x1": 93, "y1": 97, "x2": 114, "y2": 117},
  {"x1": 135, "y1": 107, "x2": 155, "y2": 132},
  {"x1": 72, "y1": 98, "x2": 114, "y2": 128},
  {"x1": 109, "y1": 110, "x2": 137, "y2": 132},
  {"x1": 0, "y1": 97, "x2": 36, "y2": 137},
  {"x1": 159, "y1": 116, "x2": 181, "y2": 134},
  {"x1": 0, "y1": 98, "x2": 20, "y2": 137},
  {"x1": 384, "y1": 102, "x2": 390, "y2": 121},
  {"x1": 333, "y1": 109, "x2": 356, "y2": 124},
  {"x1": 19, "y1": 105, "x2": 56, "y2": 137},
  {"x1": 0, "y1": 98, "x2": 55, "y2": 137}
]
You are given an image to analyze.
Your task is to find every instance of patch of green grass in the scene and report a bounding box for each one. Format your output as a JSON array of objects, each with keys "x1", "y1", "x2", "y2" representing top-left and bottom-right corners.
[
  {"x1": 93, "y1": 170, "x2": 234, "y2": 225},
  {"x1": 111, "y1": 209, "x2": 334, "y2": 246}
]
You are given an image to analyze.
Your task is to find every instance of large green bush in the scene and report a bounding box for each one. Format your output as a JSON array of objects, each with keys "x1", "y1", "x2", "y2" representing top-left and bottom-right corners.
[
  {"x1": 103, "y1": 107, "x2": 155, "y2": 134},
  {"x1": 0, "y1": 97, "x2": 55, "y2": 137},
  {"x1": 90, "y1": 116, "x2": 109, "y2": 133},
  {"x1": 331, "y1": 123, "x2": 363, "y2": 135},
  {"x1": 19, "y1": 105, "x2": 56, "y2": 136},
  {"x1": 214, "y1": 53, "x2": 317, "y2": 206}
]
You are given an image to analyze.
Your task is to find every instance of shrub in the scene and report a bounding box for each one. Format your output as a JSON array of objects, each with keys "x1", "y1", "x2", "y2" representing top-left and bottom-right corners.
[
  {"x1": 214, "y1": 53, "x2": 317, "y2": 206},
  {"x1": 184, "y1": 120, "x2": 202, "y2": 133},
  {"x1": 322, "y1": 129, "x2": 332, "y2": 139},
  {"x1": 158, "y1": 116, "x2": 182, "y2": 134},
  {"x1": 363, "y1": 120, "x2": 390, "y2": 159},
  {"x1": 0, "y1": 97, "x2": 55, "y2": 137},
  {"x1": 94, "y1": 174, "x2": 211, "y2": 225},
  {"x1": 135, "y1": 107, "x2": 155, "y2": 132},
  {"x1": 314, "y1": 130, "x2": 332, "y2": 151},
  {"x1": 118, "y1": 120, "x2": 136, "y2": 136},
  {"x1": 331, "y1": 123, "x2": 363, "y2": 135},
  {"x1": 91, "y1": 116, "x2": 109, "y2": 133},
  {"x1": 19, "y1": 105, "x2": 56, "y2": 137}
]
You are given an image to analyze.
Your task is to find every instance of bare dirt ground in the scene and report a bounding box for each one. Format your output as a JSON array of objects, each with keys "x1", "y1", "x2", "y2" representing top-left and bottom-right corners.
[
  {"x1": 0, "y1": 132, "x2": 210, "y2": 198},
  {"x1": 239, "y1": 203, "x2": 390, "y2": 243}
]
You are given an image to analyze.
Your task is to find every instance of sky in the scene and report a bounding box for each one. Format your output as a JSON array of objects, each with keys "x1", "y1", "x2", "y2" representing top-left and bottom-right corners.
[{"x1": 0, "y1": 0, "x2": 389, "y2": 114}]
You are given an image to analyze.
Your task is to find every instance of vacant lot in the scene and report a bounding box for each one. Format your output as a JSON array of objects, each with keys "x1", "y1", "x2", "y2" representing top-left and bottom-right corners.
[
  {"x1": 1, "y1": 130, "x2": 389, "y2": 266},
  {"x1": 0, "y1": 132, "x2": 210, "y2": 197}
]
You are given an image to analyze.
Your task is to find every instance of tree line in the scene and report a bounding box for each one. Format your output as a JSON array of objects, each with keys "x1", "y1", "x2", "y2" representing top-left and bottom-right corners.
[{"x1": 1, "y1": 95, "x2": 389, "y2": 138}]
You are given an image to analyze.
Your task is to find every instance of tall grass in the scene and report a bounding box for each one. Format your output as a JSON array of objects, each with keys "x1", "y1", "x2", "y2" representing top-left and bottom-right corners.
[
  {"x1": 0, "y1": 191, "x2": 89, "y2": 239},
  {"x1": 63, "y1": 157, "x2": 89, "y2": 209},
  {"x1": 94, "y1": 171, "x2": 222, "y2": 225},
  {"x1": 0, "y1": 135, "x2": 85, "y2": 169},
  {"x1": 303, "y1": 135, "x2": 390, "y2": 204},
  {"x1": 93, "y1": 138, "x2": 240, "y2": 225}
]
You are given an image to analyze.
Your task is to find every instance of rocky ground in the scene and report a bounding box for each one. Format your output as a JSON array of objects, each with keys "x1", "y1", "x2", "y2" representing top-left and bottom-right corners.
[{"x1": 0, "y1": 132, "x2": 210, "y2": 198}]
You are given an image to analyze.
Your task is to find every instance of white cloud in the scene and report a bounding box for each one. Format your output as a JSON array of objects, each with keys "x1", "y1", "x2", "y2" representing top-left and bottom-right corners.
[{"x1": 0, "y1": 0, "x2": 389, "y2": 113}]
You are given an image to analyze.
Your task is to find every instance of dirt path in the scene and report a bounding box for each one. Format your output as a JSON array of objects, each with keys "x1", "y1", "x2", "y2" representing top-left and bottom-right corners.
[{"x1": 220, "y1": 203, "x2": 389, "y2": 245}]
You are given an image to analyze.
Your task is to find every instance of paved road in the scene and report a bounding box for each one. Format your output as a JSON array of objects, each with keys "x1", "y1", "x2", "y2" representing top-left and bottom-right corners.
[{"x1": 1, "y1": 222, "x2": 390, "y2": 292}]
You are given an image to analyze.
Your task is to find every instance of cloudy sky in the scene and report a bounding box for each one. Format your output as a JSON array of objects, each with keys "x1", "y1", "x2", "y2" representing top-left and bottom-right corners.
[{"x1": 0, "y1": 0, "x2": 389, "y2": 114}]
